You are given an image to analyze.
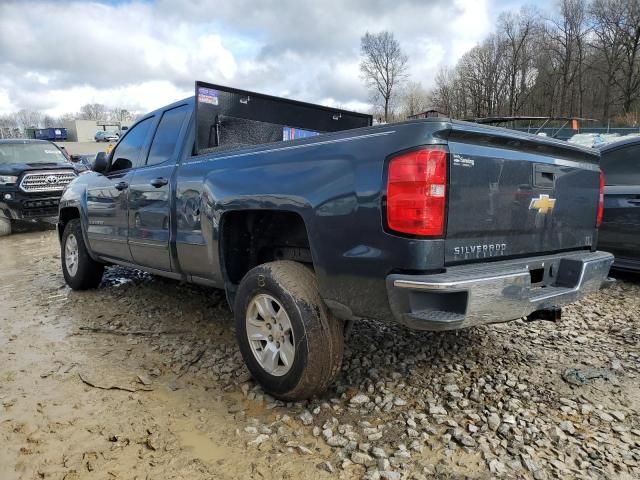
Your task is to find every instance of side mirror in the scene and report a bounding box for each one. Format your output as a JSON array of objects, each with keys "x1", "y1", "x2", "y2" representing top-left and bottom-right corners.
[
  {"x1": 92, "y1": 152, "x2": 109, "y2": 173},
  {"x1": 70, "y1": 154, "x2": 81, "y2": 163}
]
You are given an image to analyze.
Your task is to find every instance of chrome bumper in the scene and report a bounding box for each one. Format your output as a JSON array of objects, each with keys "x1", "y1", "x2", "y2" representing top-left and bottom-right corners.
[{"x1": 386, "y1": 251, "x2": 614, "y2": 331}]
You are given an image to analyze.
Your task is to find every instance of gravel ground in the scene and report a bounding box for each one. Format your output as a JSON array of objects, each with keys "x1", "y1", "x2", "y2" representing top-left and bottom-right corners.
[{"x1": 1, "y1": 229, "x2": 638, "y2": 479}]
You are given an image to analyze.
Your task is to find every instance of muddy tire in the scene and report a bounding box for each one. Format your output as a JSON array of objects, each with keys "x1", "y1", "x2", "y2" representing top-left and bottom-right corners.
[
  {"x1": 234, "y1": 261, "x2": 344, "y2": 400},
  {"x1": 0, "y1": 217, "x2": 10, "y2": 237},
  {"x1": 61, "y1": 219, "x2": 104, "y2": 290}
]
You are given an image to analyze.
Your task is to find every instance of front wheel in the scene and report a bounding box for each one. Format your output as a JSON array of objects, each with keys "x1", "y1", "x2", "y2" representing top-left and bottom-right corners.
[
  {"x1": 61, "y1": 219, "x2": 104, "y2": 290},
  {"x1": 234, "y1": 261, "x2": 344, "y2": 400}
]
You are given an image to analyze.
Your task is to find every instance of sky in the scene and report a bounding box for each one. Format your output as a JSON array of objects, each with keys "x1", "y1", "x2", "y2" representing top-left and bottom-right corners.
[{"x1": 0, "y1": 0, "x2": 544, "y2": 117}]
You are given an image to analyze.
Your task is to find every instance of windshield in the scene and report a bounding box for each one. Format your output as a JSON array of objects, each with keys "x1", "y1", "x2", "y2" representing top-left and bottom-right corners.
[{"x1": 0, "y1": 143, "x2": 68, "y2": 165}]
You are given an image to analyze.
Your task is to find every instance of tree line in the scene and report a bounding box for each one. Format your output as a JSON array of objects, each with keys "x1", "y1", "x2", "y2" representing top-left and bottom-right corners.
[
  {"x1": 429, "y1": 0, "x2": 640, "y2": 124},
  {"x1": 0, "y1": 104, "x2": 136, "y2": 138},
  {"x1": 361, "y1": 0, "x2": 640, "y2": 125}
]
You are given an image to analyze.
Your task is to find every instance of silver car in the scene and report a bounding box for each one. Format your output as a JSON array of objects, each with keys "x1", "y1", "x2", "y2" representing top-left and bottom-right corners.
[{"x1": 94, "y1": 131, "x2": 119, "y2": 142}]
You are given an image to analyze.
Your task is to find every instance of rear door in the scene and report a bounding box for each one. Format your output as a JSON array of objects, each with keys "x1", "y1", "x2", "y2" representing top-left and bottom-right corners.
[
  {"x1": 598, "y1": 142, "x2": 640, "y2": 262},
  {"x1": 445, "y1": 123, "x2": 600, "y2": 265},
  {"x1": 127, "y1": 104, "x2": 190, "y2": 271},
  {"x1": 86, "y1": 117, "x2": 155, "y2": 261}
]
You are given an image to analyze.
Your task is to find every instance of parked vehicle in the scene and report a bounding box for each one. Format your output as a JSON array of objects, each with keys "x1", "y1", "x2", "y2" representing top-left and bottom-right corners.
[
  {"x1": 35, "y1": 127, "x2": 68, "y2": 141},
  {"x1": 0, "y1": 139, "x2": 77, "y2": 236},
  {"x1": 57, "y1": 82, "x2": 613, "y2": 399},
  {"x1": 596, "y1": 136, "x2": 640, "y2": 271},
  {"x1": 95, "y1": 131, "x2": 119, "y2": 142}
]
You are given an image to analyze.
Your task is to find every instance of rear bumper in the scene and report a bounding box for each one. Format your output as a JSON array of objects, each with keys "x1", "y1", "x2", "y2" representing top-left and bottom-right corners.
[{"x1": 386, "y1": 250, "x2": 614, "y2": 331}]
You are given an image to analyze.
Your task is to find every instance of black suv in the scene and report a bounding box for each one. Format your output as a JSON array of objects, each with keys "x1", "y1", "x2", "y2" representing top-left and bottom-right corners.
[
  {"x1": 597, "y1": 136, "x2": 640, "y2": 271},
  {"x1": 0, "y1": 139, "x2": 77, "y2": 236}
]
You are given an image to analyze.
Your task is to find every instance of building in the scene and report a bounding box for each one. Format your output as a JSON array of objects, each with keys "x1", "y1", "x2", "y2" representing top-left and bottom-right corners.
[
  {"x1": 407, "y1": 108, "x2": 448, "y2": 120},
  {"x1": 62, "y1": 119, "x2": 134, "y2": 142}
]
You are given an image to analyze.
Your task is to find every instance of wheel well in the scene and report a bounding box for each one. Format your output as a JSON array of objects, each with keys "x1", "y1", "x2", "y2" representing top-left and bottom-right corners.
[
  {"x1": 58, "y1": 207, "x2": 80, "y2": 241},
  {"x1": 221, "y1": 210, "x2": 313, "y2": 286}
]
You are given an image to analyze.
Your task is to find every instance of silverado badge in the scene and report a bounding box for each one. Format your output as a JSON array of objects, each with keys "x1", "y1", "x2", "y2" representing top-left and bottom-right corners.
[{"x1": 529, "y1": 194, "x2": 556, "y2": 214}]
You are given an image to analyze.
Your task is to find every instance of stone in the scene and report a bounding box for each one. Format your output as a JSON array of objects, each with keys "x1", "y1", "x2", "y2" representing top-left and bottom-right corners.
[
  {"x1": 371, "y1": 447, "x2": 387, "y2": 458},
  {"x1": 247, "y1": 434, "x2": 269, "y2": 446},
  {"x1": 317, "y1": 461, "x2": 334, "y2": 473},
  {"x1": 429, "y1": 405, "x2": 447, "y2": 416},
  {"x1": 559, "y1": 421, "x2": 575, "y2": 435},
  {"x1": 350, "y1": 393, "x2": 370, "y2": 405},
  {"x1": 327, "y1": 435, "x2": 348, "y2": 447},
  {"x1": 351, "y1": 451, "x2": 375, "y2": 467},
  {"x1": 487, "y1": 413, "x2": 501, "y2": 431},
  {"x1": 299, "y1": 410, "x2": 313, "y2": 426},
  {"x1": 380, "y1": 471, "x2": 401, "y2": 480}
]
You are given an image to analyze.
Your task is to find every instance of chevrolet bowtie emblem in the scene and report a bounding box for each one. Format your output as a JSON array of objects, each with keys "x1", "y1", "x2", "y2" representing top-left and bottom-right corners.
[{"x1": 529, "y1": 194, "x2": 556, "y2": 214}]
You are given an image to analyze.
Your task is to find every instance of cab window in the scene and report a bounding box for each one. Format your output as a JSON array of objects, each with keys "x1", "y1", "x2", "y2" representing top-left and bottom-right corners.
[
  {"x1": 109, "y1": 117, "x2": 153, "y2": 173},
  {"x1": 146, "y1": 105, "x2": 189, "y2": 166}
]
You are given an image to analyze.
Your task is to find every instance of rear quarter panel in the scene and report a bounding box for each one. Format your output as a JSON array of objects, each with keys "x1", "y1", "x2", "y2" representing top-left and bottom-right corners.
[{"x1": 176, "y1": 121, "x2": 450, "y2": 320}]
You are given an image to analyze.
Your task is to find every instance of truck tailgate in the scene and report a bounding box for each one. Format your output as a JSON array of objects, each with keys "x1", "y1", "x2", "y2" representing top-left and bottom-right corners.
[{"x1": 445, "y1": 122, "x2": 601, "y2": 265}]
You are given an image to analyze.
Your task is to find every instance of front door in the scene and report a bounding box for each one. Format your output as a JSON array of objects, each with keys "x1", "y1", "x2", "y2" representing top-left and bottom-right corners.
[
  {"x1": 128, "y1": 104, "x2": 190, "y2": 271},
  {"x1": 86, "y1": 116, "x2": 155, "y2": 261}
]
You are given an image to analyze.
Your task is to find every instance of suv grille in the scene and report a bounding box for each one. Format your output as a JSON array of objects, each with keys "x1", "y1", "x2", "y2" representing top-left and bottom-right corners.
[{"x1": 20, "y1": 170, "x2": 76, "y2": 193}]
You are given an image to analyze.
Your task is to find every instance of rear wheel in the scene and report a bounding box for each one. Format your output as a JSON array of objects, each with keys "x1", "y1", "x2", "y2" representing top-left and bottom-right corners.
[
  {"x1": 0, "y1": 218, "x2": 10, "y2": 237},
  {"x1": 234, "y1": 261, "x2": 344, "y2": 400},
  {"x1": 61, "y1": 219, "x2": 104, "y2": 290}
]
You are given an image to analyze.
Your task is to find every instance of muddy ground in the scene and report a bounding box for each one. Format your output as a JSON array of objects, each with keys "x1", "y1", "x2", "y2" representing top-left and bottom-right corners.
[{"x1": 0, "y1": 229, "x2": 638, "y2": 480}]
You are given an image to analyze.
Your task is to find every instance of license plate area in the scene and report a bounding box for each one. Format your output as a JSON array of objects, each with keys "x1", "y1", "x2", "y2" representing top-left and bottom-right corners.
[{"x1": 527, "y1": 259, "x2": 563, "y2": 290}]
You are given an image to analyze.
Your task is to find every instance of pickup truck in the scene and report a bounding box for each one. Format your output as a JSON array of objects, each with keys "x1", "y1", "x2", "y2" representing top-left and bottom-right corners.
[
  {"x1": 57, "y1": 82, "x2": 613, "y2": 400},
  {"x1": 0, "y1": 139, "x2": 78, "y2": 236}
]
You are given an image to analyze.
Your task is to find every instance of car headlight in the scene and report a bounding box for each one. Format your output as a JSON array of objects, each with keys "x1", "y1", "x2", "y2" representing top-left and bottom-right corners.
[{"x1": 0, "y1": 175, "x2": 18, "y2": 185}]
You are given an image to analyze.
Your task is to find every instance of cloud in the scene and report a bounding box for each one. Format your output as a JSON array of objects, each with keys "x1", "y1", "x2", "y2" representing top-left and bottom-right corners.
[{"x1": 0, "y1": 0, "x2": 496, "y2": 116}]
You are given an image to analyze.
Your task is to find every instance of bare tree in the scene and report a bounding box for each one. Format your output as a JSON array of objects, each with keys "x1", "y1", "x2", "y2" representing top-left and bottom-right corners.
[
  {"x1": 15, "y1": 109, "x2": 43, "y2": 129},
  {"x1": 457, "y1": 34, "x2": 507, "y2": 117},
  {"x1": 59, "y1": 112, "x2": 78, "y2": 123},
  {"x1": 430, "y1": 67, "x2": 465, "y2": 117},
  {"x1": 590, "y1": 0, "x2": 626, "y2": 120},
  {"x1": 427, "y1": 0, "x2": 640, "y2": 123},
  {"x1": 360, "y1": 31, "x2": 408, "y2": 122},
  {"x1": 615, "y1": 0, "x2": 640, "y2": 113},
  {"x1": 42, "y1": 115, "x2": 57, "y2": 128},
  {"x1": 400, "y1": 81, "x2": 429, "y2": 118},
  {"x1": 546, "y1": 0, "x2": 590, "y2": 116},
  {"x1": 110, "y1": 107, "x2": 133, "y2": 122},
  {"x1": 498, "y1": 7, "x2": 540, "y2": 115},
  {"x1": 80, "y1": 103, "x2": 107, "y2": 121}
]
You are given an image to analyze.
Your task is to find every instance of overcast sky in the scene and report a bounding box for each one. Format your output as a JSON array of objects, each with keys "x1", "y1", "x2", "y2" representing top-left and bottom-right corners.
[{"x1": 0, "y1": 0, "x2": 541, "y2": 116}]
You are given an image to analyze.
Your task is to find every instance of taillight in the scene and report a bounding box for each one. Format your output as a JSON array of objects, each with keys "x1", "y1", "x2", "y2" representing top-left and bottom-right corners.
[
  {"x1": 386, "y1": 146, "x2": 447, "y2": 236},
  {"x1": 596, "y1": 171, "x2": 604, "y2": 227}
]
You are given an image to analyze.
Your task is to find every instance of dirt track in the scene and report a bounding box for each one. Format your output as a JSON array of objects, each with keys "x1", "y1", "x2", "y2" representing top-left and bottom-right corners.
[{"x1": 1, "y1": 229, "x2": 639, "y2": 479}]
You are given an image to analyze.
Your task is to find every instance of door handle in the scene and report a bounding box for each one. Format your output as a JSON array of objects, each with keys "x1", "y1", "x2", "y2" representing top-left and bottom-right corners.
[
  {"x1": 150, "y1": 177, "x2": 168, "y2": 188},
  {"x1": 114, "y1": 181, "x2": 129, "y2": 191}
]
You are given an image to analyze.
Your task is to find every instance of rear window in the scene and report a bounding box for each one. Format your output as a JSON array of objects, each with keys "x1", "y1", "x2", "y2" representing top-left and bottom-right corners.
[
  {"x1": 600, "y1": 144, "x2": 640, "y2": 185},
  {"x1": 0, "y1": 143, "x2": 67, "y2": 165}
]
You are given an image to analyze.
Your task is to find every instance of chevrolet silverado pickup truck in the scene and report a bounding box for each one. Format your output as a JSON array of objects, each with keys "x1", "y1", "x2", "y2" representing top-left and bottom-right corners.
[
  {"x1": 0, "y1": 139, "x2": 78, "y2": 236},
  {"x1": 57, "y1": 82, "x2": 613, "y2": 400}
]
